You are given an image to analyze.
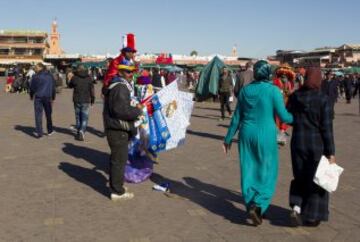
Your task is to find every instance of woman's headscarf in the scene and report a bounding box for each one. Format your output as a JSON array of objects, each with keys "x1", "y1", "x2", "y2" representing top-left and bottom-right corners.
[
  {"x1": 304, "y1": 67, "x2": 322, "y2": 90},
  {"x1": 253, "y1": 60, "x2": 272, "y2": 81}
]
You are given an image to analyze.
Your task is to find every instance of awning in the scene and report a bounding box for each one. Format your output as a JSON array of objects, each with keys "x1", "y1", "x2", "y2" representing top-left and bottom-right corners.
[
  {"x1": 0, "y1": 59, "x2": 47, "y2": 65},
  {"x1": 44, "y1": 54, "x2": 81, "y2": 59},
  {"x1": 296, "y1": 55, "x2": 330, "y2": 60}
]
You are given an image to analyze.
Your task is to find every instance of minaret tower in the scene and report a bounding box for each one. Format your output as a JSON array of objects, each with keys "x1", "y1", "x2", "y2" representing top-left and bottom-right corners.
[
  {"x1": 49, "y1": 19, "x2": 62, "y2": 55},
  {"x1": 232, "y1": 44, "x2": 238, "y2": 57}
]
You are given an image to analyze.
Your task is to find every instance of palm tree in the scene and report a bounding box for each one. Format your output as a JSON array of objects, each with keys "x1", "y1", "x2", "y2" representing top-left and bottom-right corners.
[{"x1": 190, "y1": 50, "x2": 198, "y2": 57}]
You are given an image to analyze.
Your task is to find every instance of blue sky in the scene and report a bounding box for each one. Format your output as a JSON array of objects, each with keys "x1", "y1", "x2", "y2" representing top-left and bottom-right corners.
[{"x1": 1, "y1": 0, "x2": 359, "y2": 58}]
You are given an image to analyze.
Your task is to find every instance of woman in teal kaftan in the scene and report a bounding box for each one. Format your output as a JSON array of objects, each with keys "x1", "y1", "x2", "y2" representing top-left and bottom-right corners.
[{"x1": 224, "y1": 60, "x2": 293, "y2": 224}]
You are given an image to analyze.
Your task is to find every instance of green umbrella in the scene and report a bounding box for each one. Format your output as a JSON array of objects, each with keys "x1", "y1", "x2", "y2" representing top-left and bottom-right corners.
[
  {"x1": 192, "y1": 64, "x2": 205, "y2": 72},
  {"x1": 195, "y1": 56, "x2": 226, "y2": 97},
  {"x1": 194, "y1": 66, "x2": 204, "y2": 72},
  {"x1": 164, "y1": 65, "x2": 183, "y2": 72}
]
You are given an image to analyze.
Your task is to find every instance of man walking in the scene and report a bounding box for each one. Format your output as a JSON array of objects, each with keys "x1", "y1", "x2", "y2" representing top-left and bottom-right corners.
[
  {"x1": 151, "y1": 68, "x2": 163, "y2": 91},
  {"x1": 321, "y1": 71, "x2": 338, "y2": 119},
  {"x1": 218, "y1": 68, "x2": 233, "y2": 121},
  {"x1": 30, "y1": 63, "x2": 56, "y2": 138},
  {"x1": 353, "y1": 73, "x2": 360, "y2": 114},
  {"x1": 343, "y1": 74, "x2": 353, "y2": 104},
  {"x1": 353, "y1": 73, "x2": 360, "y2": 99},
  {"x1": 234, "y1": 61, "x2": 254, "y2": 98},
  {"x1": 103, "y1": 61, "x2": 143, "y2": 201},
  {"x1": 69, "y1": 65, "x2": 95, "y2": 141}
]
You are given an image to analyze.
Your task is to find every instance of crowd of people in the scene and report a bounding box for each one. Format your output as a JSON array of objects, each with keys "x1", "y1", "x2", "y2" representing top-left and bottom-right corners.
[
  {"x1": 3, "y1": 32, "x2": 357, "y2": 228},
  {"x1": 321, "y1": 72, "x2": 360, "y2": 108},
  {"x1": 219, "y1": 64, "x2": 360, "y2": 122},
  {"x1": 3, "y1": 63, "x2": 109, "y2": 95},
  {"x1": 4, "y1": 66, "x2": 36, "y2": 93},
  {"x1": 20, "y1": 34, "x2": 193, "y2": 203}
]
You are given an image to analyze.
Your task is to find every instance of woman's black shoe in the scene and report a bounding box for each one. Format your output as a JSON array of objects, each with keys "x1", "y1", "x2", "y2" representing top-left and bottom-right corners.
[
  {"x1": 249, "y1": 204, "x2": 262, "y2": 226},
  {"x1": 304, "y1": 220, "x2": 321, "y2": 227},
  {"x1": 289, "y1": 211, "x2": 302, "y2": 227}
]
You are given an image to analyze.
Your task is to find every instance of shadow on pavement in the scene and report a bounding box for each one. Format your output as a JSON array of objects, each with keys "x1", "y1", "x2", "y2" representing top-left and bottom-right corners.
[
  {"x1": 59, "y1": 142, "x2": 110, "y2": 198},
  {"x1": 337, "y1": 112, "x2": 359, "y2": 117},
  {"x1": 62, "y1": 142, "x2": 108, "y2": 173},
  {"x1": 187, "y1": 129, "x2": 225, "y2": 141},
  {"x1": 217, "y1": 124, "x2": 230, "y2": 129},
  {"x1": 191, "y1": 114, "x2": 221, "y2": 121},
  {"x1": 68, "y1": 124, "x2": 105, "y2": 138},
  {"x1": 150, "y1": 173, "x2": 252, "y2": 226},
  {"x1": 187, "y1": 129, "x2": 237, "y2": 143},
  {"x1": 53, "y1": 126, "x2": 75, "y2": 136},
  {"x1": 195, "y1": 106, "x2": 221, "y2": 112},
  {"x1": 58, "y1": 162, "x2": 109, "y2": 198},
  {"x1": 14, "y1": 125, "x2": 37, "y2": 138},
  {"x1": 151, "y1": 173, "x2": 292, "y2": 227},
  {"x1": 14, "y1": 124, "x2": 104, "y2": 138},
  {"x1": 86, "y1": 126, "x2": 105, "y2": 138},
  {"x1": 265, "y1": 205, "x2": 293, "y2": 227}
]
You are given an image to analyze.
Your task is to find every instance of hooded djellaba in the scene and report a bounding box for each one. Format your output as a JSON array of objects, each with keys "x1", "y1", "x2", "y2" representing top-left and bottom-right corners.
[{"x1": 223, "y1": 60, "x2": 293, "y2": 226}]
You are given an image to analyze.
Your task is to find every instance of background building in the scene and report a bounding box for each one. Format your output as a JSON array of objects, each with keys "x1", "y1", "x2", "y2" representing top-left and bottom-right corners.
[
  {"x1": 337, "y1": 44, "x2": 360, "y2": 64},
  {"x1": 294, "y1": 47, "x2": 336, "y2": 67},
  {"x1": 0, "y1": 30, "x2": 48, "y2": 65},
  {"x1": 273, "y1": 44, "x2": 360, "y2": 67},
  {"x1": 273, "y1": 50, "x2": 306, "y2": 66}
]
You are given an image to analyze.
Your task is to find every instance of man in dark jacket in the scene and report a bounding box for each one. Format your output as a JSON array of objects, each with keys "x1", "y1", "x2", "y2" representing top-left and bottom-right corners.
[
  {"x1": 103, "y1": 62, "x2": 142, "y2": 201},
  {"x1": 353, "y1": 74, "x2": 360, "y2": 98},
  {"x1": 218, "y1": 68, "x2": 233, "y2": 120},
  {"x1": 30, "y1": 63, "x2": 56, "y2": 138},
  {"x1": 352, "y1": 74, "x2": 360, "y2": 114},
  {"x1": 321, "y1": 71, "x2": 338, "y2": 119},
  {"x1": 234, "y1": 61, "x2": 253, "y2": 98},
  {"x1": 151, "y1": 68, "x2": 163, "y2": 91},
  {"x1": 343, "y1": 74, "x2": 353, "y2": 104},
  {"x1": 69, "y1": 65, "x2": 95, "y2": 141}
]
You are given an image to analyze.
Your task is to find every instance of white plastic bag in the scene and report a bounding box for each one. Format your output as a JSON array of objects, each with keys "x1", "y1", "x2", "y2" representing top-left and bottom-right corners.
[
  {"x1": 229, "y1": 95, "x2": 234, "y2": 102},
  {"x1": 313, "y1": 156, "x2": 344, "y2": 193}
]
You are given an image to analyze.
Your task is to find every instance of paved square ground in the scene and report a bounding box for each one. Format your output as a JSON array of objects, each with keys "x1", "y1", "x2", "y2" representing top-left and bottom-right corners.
[{"x1": 0, "y1": 80, "x2": 359, "y2": 242}]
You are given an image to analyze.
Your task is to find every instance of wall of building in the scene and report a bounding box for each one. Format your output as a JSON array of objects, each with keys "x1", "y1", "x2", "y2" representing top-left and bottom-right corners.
[{"x1": 0, "y1": 33, "x2": 47, "y2": 64}]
